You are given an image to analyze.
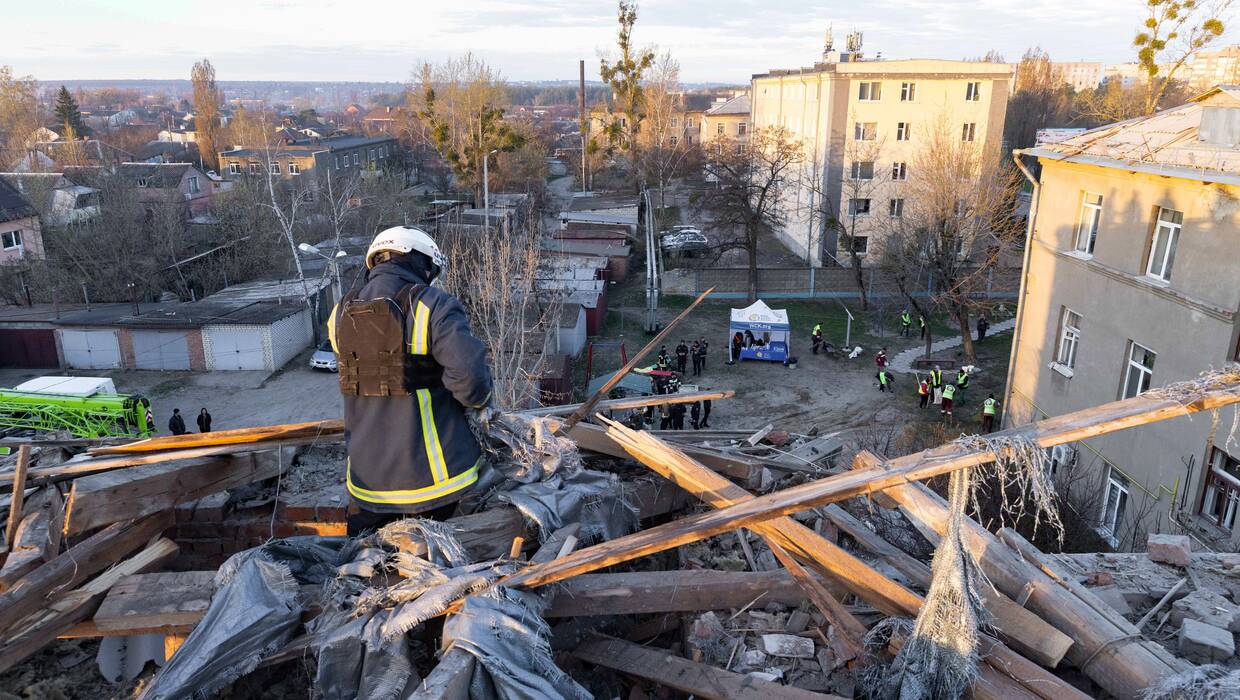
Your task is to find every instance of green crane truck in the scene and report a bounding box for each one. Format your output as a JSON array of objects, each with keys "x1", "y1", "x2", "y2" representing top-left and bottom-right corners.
[{"x1": 0, "y1": 376, "x2": 154, "y2": 438}]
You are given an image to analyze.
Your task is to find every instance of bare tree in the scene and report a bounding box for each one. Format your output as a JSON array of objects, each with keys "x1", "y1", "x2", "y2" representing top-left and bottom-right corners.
[
  {"x1": 191, "y1": 59, "x2": 224, "y2": 173},
  {"x1": 697, "y1": 126, "x2": 805, "y2": 301},
  {"x1": 0, "y1": 66, "x2": 40, "y2": 169},
  {"x1": 1004, "y1": 48, "x2": 1072, "y2": 150},
  {"x1": 818, "y1": 129, "x2": 887, "y2": 309},
  {"x1": 877, "y1": 115, "x2": 1023, "y2": 363},
  {"x1": 639, "y1": 52, "x2": 698, "y2": 209},
  {"x1": 1135, "y1": 0, "x2": 1232, "y2": 114}
]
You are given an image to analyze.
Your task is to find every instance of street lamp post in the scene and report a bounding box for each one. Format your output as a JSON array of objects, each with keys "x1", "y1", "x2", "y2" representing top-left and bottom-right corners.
[
  {"x1": 298, "y1": 243, "x2": 348, "y2": 305},
  {"x1": 482, "y1": 148, "x2": 499, "y2": 229}
]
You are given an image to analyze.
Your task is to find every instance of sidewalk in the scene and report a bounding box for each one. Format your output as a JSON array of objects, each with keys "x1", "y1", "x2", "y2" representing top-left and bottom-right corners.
[{"x1": 888, "y1": 318, "x2": 1017, "y2": 373}]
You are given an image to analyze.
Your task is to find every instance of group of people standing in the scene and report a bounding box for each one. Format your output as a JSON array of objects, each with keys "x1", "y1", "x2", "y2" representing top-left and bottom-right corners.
[
  {"x1": 633, "y1": 343, "x2": 714, "y2": 431},
  {"x1": 873, "y1": 350, "x2": 1000, "y2": 432},
  {"x1": 658, "y1": 338, "x2": 710, "y2": 376},
  {"x1": 167, "y1": 407, "x2": 212, "y2": 435}
]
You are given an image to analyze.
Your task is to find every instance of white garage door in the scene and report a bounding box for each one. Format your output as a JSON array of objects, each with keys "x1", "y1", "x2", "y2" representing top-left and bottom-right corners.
[
  {"x1": 132, "y1": 330, "x2": 191, "y2": 370},
  {"x1": 60, "y1": 330, "x2": 122, "y2": 369},
  {"x1": 206, "y1": 326, "x2": 266, "y2": 370}
]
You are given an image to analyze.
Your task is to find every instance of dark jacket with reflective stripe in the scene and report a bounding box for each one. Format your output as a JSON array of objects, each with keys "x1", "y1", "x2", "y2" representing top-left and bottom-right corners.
[{"x1": 329, "y1": 255, "x2": 492, "y2": 514}]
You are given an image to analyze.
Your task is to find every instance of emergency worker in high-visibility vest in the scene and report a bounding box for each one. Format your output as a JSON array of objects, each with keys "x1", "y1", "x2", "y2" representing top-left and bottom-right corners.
[{"x1": 329, "y1": 226, "x2": 493, "y2": 535}]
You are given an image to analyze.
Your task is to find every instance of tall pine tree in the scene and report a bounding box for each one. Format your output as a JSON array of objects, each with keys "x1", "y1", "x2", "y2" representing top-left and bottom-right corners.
[{"x1": 54, "y1": 86, "x2": 88, "y2": 138}]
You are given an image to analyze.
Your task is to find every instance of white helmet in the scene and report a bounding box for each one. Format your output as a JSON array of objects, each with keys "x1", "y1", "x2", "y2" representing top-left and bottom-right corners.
[{"x1": 366, "y1": 226, "x2": 447, "y2": 277}]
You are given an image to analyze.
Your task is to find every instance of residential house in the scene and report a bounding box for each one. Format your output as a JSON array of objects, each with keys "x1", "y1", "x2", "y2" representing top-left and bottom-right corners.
[
  {"x1": 157, "y1": 129, "x2": 197, "y2": 143},
  {"x1": 1005, "y1": 86, "x2": 1240, "y2": 550},
  {"x1": 217, "y1": 133, "x2": 399, "y2": 190},
  {"x1": 0, "y1": 172, "x2": 100, "y2": 227},
  {"x1": 362, "y1": 106, "x2": 403, "y2": 134},
  {"x1": 117, "y1": 162, "x2": 213, "y2": 218},
  {"x1": 0, "y1": 176, "x2": 44, "y2": 262},
  {"x1": 750, "y1": 46, "x2": 1012, "y2": 265},
  {"x1": 1051, "y1": 62, "x2": 1104, "y2": 91},
  {"x1": 702, "y1": 93, "x2": 751, "y2": 156}
]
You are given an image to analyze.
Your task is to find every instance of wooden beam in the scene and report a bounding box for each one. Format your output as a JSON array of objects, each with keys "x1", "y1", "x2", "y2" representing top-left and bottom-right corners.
[
  {"x1": 522, "y1": 390, "x2": 734, "y2": 418},
  {"x1": 0, "y1": 537, "x2": 177, "y2": 675},
  {"x1": 0, "y1": 511, "x2": 173, "y2": 636},
  {"x1": 88, "y1": 419, "x2": 343, "y2": 455},
  {"x1": 821, "y1": 504, "x2": 1073, "y2": 669},
  {"x1": 561, "y1": 420, "x2": 763, "y2": 485},
  {"x1": 561, "y1": 286, "x2": 714, "y2": 431},
  {"x1": 62, "y1": 451, "x2": 286, "y2": 536},
  {"x1": 4, "y1": 445, "x2": 31, "y2": 549},
  {"x1": 545, "y1": 570, "x2": 812, "y2": 618},
  {"x1": 92, "y1": 570, "x2": 215, "y2": 635},
  {"x1": 572, "y1": 634, "x2": 841, "y2": 700},
  {"x1": 766, "y1": 541, "x2": 864, "y2": 659},
  {"x1": 0, "y1": 509, "x2": 50, "y2": 592}
]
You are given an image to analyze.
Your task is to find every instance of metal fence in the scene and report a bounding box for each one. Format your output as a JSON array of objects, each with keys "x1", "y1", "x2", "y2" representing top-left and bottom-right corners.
[{"x1": 678, "y1": 266, "x2": 1021, "y2": 301}]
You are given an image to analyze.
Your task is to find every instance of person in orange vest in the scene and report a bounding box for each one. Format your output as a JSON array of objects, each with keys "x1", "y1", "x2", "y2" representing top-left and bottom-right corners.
[{"x1": 917, "y1": 377, "x2": 930, "y2": 409}]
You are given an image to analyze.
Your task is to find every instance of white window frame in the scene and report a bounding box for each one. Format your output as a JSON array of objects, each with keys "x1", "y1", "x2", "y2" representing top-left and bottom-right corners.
[
  {"x1": 965, "y1": 81, "x2": 982, "y2": 101},
  {"x1": 716, "y1": 123, "x2": 724, "y2": 136},
  {"x1": 187, "y1": 175, "x2": 200, "y2": 194},
  {"x1": 269, "y1": 162, "x2": 280, "y2": 175},
  {"x1": 891, "y1": 162, "x2": 907, "y2": 181},
  {"x1": 850, "y1": 161, "x2": 875, "y2": 180},
  {"x1": 352, "y1": 153, "x2": 360, "y2": 165},
  {"x1": 1098, "y1": 468, "x2": 1129, "y2": 545},
  {"x1": 733, "y1": 143, "x2": 743, "y2": 155},
  {"x1": 848, "y1": 198, "x2": 872, "y2": 217},
  {"x1": 1121, "y1": 341, "x2": 1156, "y2": 399},
  {"x1": 888, "y1": 198, "x2": 904, "y2": 218},
  {"x1": 896, "y1": 122, "x2": 911, "y2": 141},
  {"x1": 1201, "y1": 448, "x2": 1240, "y2": 531},
  {"x1": 854, "y1": 122, "x2": 877, "y2": 141},
  {"x1": 1146, "y1": 207, "x2": 1182, "y2": 282},
  {"x1": 900, "y1": 82, "x2": 916, "y2": 101},
  {"x1": 289, "y1": 162, "x2": 300, "y2": 175},
  {"x1": 1074, "y1": 191, "x2": 1103, "y2": 255},
  {"x1": 1, "y1": 230, "x2": 22, "y2": 251},
  {"x1": 335, "y1": 155, "x2": 341, "y2": 169},
  {"x1": 962, "y1": 122, "x2": 976, "y2": 142},
  {"x1": 1054, "y1": 307, "x2": 1081, "y2": 373},
  {"x1": 737, "y1": 122, "x2": 747, "y2": 136},
  {"x1": 228, "y1": 162, "x2": 241, "y2": 175},
  {"x1": 249, "y1": 162, "x2": 260, "y2": 175},
  {"x1": 858, "y1": 81, "x2": 882, "y2": 101}
]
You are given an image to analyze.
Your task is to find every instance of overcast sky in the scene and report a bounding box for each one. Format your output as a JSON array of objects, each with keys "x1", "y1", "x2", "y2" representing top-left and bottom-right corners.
[{"x1": 8, "y1": 0, "x2": 1234, "y2": 84}]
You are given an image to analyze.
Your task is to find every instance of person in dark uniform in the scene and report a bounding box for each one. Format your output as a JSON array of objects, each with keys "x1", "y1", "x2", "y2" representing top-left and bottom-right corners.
[
  {"x1": 168, "y1": 408, "x2": 187, "y2": 435},
  {"x1": 675, "y1": 340, "x2": 690, "y2": 374},
  {"x1": 196, "y1": 408, "x2": 212, "y2": 433},
  {"x1": 690, "y1": 401, "x2": 701, "y2": 429},
  {"x1": 669, "y1": 402, "x2": 687, "y2": 430},
  {"x1": 690, "y1": 340, "x2": 702, "y2": 376},
  {"x1": 701, "y1": 398, "x2": 712, "y2": 428},
  {"x1": 697, "y1": 336, "x2": 709, "y2": 369},
  {"x1": 329, "y1": 226, "x2": 493, "y2": 536}
]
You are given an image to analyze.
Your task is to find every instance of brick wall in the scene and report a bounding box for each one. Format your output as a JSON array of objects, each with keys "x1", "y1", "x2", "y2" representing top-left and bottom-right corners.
[
  {"x1": 185, "y1": 328, "x2": 206, "y2": 371},
  {"x1": 117, "y1": 328, "x2": 136, "y2": 368}
]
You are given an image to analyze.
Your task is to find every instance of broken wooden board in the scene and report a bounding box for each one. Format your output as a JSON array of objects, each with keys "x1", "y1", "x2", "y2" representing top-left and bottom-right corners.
[
  {"x1": 92, "y1": 570, "x2": 215, "y2": 636},
  {"x1": 406, "y1": 649, "x2": 474, "y2": 700},
  {"x1": 3, "y1": 445, "x2": 31, "y2": 549},
  {"x1": 561, "y1": 420, "x2": 765, "y2": 484},
  {"x1": 0, "y1": 537, "x2": 178, "y2": 675},
  {"x1": 522, "y1": 390, "x2": 735, "y2": 417},
  {"x1": 572, "y1": 634, "x2": 841, "y2": 700},
  {"x1": 546, "y1": 570, "x2": 812, "y2": 618},
  {"x1": 0, "y1": 509, "x2": 50, "y2": 592},
  {"x1": 0, "y1": 511, "x2": 173, "y2": 636},
  {"x1": 62, "y1": 450, "x2": 288, "y2": 536}
]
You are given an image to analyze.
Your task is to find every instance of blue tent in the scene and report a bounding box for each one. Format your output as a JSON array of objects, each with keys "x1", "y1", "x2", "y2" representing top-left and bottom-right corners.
[{"x1": 729, "y1": 300, "x2": 791, "y2": 362}]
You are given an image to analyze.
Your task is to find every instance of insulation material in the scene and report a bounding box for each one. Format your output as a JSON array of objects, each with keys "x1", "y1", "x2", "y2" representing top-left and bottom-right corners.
[{"x1": 1144, "y1": 664, "x2": 1240, "y2": 700}]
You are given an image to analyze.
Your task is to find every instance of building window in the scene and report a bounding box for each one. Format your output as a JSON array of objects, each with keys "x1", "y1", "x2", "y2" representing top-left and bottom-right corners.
[
  {"x1": 1, "y1": 230, "x2": 21, "y2": 251},
  {"x1": 1121, "y1": 341, "x2": 1156, "y2": 399},
  {"x1": 716, "y1": 123, "x2": 724, "y2": 136},
  {"x1": 889, "y1": 198, "x2": 904, "y2": 218},
  {"x1": 187, "y1": 176, "x2": 200, "y2": 194},
  {"x1": 849, "y1": 236, "x2": 869, "y2": 254},
  {"x1": 961, "y1": 123, "x2": 977, "y2": 142},
  {"x1": 368, "y1": 148, "x2": 375, "y2": 161},
  {"x1": 669, "y1": 136, "x2": 678, "y2": 146},
  {"x1": 854, "y1": 122, "x2": 877, "y2": 141},
  {"x1": 270, "y1": 162, "x2": 280, "y2": 175},
  {"x1": 891, "y1": 162, "x2": 907, "y2": 180},
  {"x1": 848, "y1": 198, "x2": 872, "y2": 217},
  {"x1": 289, "y1": 162, "x2": 300, "y2": 175},
  {"x1": 249, "y1": 163, "x2": 260, "y2": 175},
  {"x1": 733, "y1": 143, "x2": 743, "y2": 155},
  {"x1": 1146, "y1": 207, "x2": 1182, "y2": 281},
  {"x1": 850, "y1": 161, "x2": 875, "y2": 180},
  {"x1": 137, "y1": 177, "x2": 149, "y2": 188},
  {"x1": 670, "y1": 117, "x2": 679, "y2": 128},
  {"x1": 1056, "y1": 308, "x2": 1082, "y2": 370},
  {"x1": 900, "y1": 82, "x2": 917, "y2": 101},
  {"x1": 353, "y1": 153, "x2": 360, "y2": 165},
  {"x1": 1201, "y1": 448, "x2": 1240, "y2": 531},
  {"x1": 965, "y1": 81, "x2": 982, "y2": 101},
  {"x1": 738, "y1": 122, "x2": 747, "y2": 136},
  {"x1": 1074, "y1": 191, "x2": 1103, "y2": 255},
  {"x1": 858, "y1": 81, "x2": 882, "y2": 101},
  {"x1": 335, "y1": 155, "x2": 341, "y2": 169},
  {"x1": 896, "y1": 122, "x2": 911, "y2": 141},
  {"x1": 1099, "y1": 468, "x2": 1129, "y2": 543},
  {"x1": 229, "y1": 162, "x2": 241, "y2": 175}
]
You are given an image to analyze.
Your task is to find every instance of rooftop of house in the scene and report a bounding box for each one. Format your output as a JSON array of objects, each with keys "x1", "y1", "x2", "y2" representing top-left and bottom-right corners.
[
  {"x1": 219, "y1": 133, "x2": 396, "y2": 158},
  {"x1": 0, "y1": 175, "x2": 38, "y2": 224},
  {"x1": 117, "y1": 162, "x2": 198, "y2": 188},
  {"x1": 706, "y1": 94, "x2": 751, "y2": 117},
  {"x1": 1023, "y1": 85, "x2": 1240, "y2": 186},
  {"x1": 53, "y1": 299, "x2": 308, "y2": 329},
  {"x1": 754, "y1": 57, "x2": 1014, "y2": 80}
]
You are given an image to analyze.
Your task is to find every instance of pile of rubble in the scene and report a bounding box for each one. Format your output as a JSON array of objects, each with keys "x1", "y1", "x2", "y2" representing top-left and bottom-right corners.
[{"x1": 2, "y1": 373, "x2": 1240, "y2": 699}]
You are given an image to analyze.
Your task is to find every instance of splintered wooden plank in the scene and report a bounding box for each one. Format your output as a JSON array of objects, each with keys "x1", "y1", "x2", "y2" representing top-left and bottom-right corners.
[
  {"x1": 544, "y1": 570, "x2": 810, "y2": 618},
  {"x1": 0, "y1": 538, "x2": 177, "y2": 675},
  {"x1": 3, "y1": 446, "x2": 31, "y2": 549},
  {"x1": 62, "y1": 452, "x2": 285, "y2": 536},
  {"x1": 0, "y1": 510, "x2": 50, "y2": 592},
  {"x1": 93, "y1": 571, "x2": 216, "y2": 635},
  {"x1": 406, "y1": 648, "x2": 474, "y2": 700},
  {"x1": 0, "y1": 511, "x2": 173, "y2": 637},
  {"x1": 572, "y1": 635, "x2": 840, "y2": 700}
]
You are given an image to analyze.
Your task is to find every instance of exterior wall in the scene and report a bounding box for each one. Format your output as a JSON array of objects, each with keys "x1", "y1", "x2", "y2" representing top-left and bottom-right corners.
[
  {"x1": 267, "y1": 310, "x2": 313, "y2": 371},
  {"x1": 186, "y1": 328, "x2": 206, "y2": 371},
  {"x1": 702, "y1": 112, "x2": 749, "y2": 150},
  {"x1": 1189, "y1": 46, "x2": 1240, "y2": 90},
  {"x1": 751, "y1": 59, "x2": 1013, "y2": 266},
  {"x1": 1052, "y1": 62, "x2": 1105, "y2": 91},
  {"x1": 0, "y1": 215, "x2": 44, "y2": 262},
  {"x1": 118, "y1": 328, "x2": 136, "y2": 368},
  {"x1": 1007, "y1": 158, "x2": 1240, "y2": 550}
]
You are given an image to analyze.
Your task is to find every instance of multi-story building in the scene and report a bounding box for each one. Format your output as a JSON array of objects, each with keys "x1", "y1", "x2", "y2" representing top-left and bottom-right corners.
[
  {"x1": 1189, "y1": 45, "x2": 1240, "y2": 90},
  {"x1": 217, "y1": 133, "x2": 399, "y2": 187},
  {"x1": 750, "y1": 54, "x2": 1011, "y2": 265},
  {"x1": 1006, "y1": 85, "x2": 1240, "y2": 550},
  {"x1": 1051, "y1": 61, "x2": 1104, "y2": 91},
  {"x1": 702, "y1": 94, "x2": 750, "y2": 155}
]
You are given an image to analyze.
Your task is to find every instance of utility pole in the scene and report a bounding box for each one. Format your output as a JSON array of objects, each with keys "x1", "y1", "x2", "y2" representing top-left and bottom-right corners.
[
  {"x1": 579, "y1": 59, "x2": 588, "y2": 194},
  {"x1": 483, "y1": 148, "x2": 497, "y2": 229}
]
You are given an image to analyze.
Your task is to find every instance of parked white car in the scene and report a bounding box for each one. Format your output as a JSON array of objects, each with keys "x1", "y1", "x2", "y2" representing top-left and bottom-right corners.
[{"x1": 309, "y1": 341, "x2": 338, "y2": 372}]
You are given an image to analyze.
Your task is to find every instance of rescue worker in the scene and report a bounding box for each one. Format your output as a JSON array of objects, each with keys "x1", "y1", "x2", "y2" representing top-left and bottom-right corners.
[
  {"x1": 697, "y1": 337, "x2": 709, "y2": 370},
  {"x1": 329, "y1": 226, "x2": 492, "y2": 535},
  {"x1": 917, "y1": 377, "x2": 930, "y2": 409},
  {"x1": 659, "y1": 403, "x2": 672, "y2": 430},
  {"x1": 956, "y1": 368, "x2": 971, "y2": 399},
  {"x1": 900, "y1": 310, "x2": 912, "y2": 337},
  {"x1": 875, "y1": 347, "x2": 888, "y2": 369},
  {"x1": 876, "y1": 369, "x2": 894, "y2": 393},
  {"x1": 919, "y1": 314, "x2": 927, "y2": 339},
  {"x1": 701, "y1": 398, "x2": 712, "y2": 428},
  {"x1": 730, "y1": 332, "x2": 743, "y2": 363},
  {"x1": 670, "y1": 402, "x2": 687, "y2": 430},
  {"x1": 977, "y1": 316, "x2": 990, "y2": 342},
  {"x1": 941, "y1": 384, "x2": 957, "y2": 417},
  {"x1": 675, "y1": 340, "x2": 690, "y2": 374},
  {"x1": 981, "y1": 393, "x2": 1000, "y2": 433},
  {"x1": 690, "y1": 340, "x2": 703, "y2": 376},
  {"x1": 929, "y1": 365, "x2": 944, "y2": 404},
  {"x1": 656, "y1": 350, "x2": 671, "y2": 372},
  {"x1": 811, "y1": 323, "x2": 824, "y2": 355},
  {"x1": 690, "y1": 401, "x2": 701, "y2": 429}
]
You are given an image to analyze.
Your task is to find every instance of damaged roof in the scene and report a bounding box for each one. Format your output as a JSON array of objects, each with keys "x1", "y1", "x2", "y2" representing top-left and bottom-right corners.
[{"x1": 0, "y1": 175, "x2": 38, "y2": 224}]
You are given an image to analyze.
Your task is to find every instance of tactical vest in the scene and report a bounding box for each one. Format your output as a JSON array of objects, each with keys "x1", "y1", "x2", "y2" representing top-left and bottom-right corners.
[{"x1": 335, "y1": 284, "x2": 443, "y2": 397}]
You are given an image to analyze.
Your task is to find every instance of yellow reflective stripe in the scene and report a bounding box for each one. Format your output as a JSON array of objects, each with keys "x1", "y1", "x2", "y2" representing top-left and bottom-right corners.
[
  {"x1": 327, "y1": 303, "x2": 339, "y2": 353},
  {"x1": 410, "y1": 300, "x2": 430, "y2": 355},
  {"x1": 416, "y1": 389, "x2": 450, "y2": 484},
  {"x1": 347, "y1": 459, "x2": 479, "y2": 504}
]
